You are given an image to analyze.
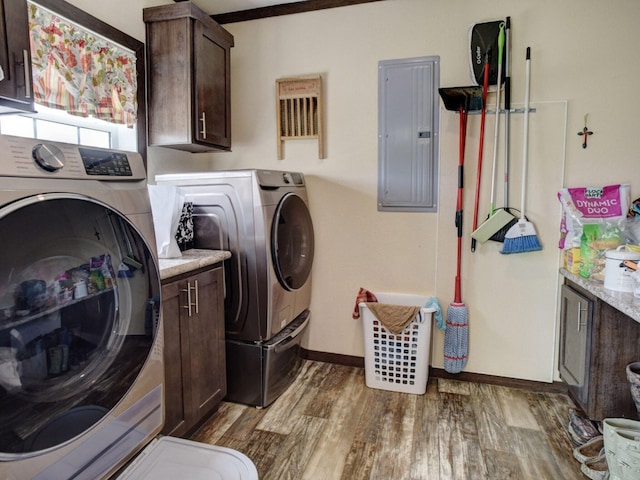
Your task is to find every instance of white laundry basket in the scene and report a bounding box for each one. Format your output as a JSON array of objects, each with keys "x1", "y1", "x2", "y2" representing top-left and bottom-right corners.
[{"x1": 359, "y1": 292, "x2": 435, "y2": 395}]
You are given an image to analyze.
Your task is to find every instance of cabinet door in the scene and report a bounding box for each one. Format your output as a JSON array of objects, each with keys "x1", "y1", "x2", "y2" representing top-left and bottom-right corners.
[
  {"x1": 559, "y1": 284, "x2": 593, "y2": 408},
  {"x1": 591, "y1": 300, "x2": 640, "y2": 419},
  {"x1": 194, "y1": 21, "x2": 231, "y2": 150},
  {"x1": 161, "y1": 267, "x2": 226, "y2": 436},
  {"x1": 182, "y1": 267, "x2": 226, "y2": 423},
  {"x1": 0, "y1": 0, "x2": 33, "y2": 112},
  {"x1": 161, "y1": 279, "x2": 188, "y2": 437}
]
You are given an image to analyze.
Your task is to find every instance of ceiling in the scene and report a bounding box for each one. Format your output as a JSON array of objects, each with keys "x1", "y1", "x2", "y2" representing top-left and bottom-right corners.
[{"x1": 188, "y1": 0, "x2": 300, "y2": 15}]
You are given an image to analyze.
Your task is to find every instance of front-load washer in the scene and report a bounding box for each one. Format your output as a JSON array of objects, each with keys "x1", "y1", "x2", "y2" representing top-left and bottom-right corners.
[
  {"x1": 155, "y1": 169, "x2": 314, "y2": 407},
  {"x1": 0, "y1": 135, "x2": 257, "y2": 479}
]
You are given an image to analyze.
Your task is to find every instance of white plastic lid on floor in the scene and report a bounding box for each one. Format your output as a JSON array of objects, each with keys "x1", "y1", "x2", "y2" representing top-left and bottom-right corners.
[{"x1": 116, "y1": 436, "x2": 259, "y2": 480}]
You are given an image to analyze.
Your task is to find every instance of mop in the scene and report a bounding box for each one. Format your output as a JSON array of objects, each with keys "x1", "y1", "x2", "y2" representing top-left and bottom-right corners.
[
  {"x1": 501, "y1": 47, "x2": 542, "y2": 254},
  {"x1": 444, "y1": 105, "x2": 470, "y2": 374},
  {"x1": 438, "y1": 86, "x2": 482, "y2": 373}
]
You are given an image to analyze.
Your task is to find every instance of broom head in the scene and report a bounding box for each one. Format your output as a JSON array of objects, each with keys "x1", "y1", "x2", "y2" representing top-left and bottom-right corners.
[
  {"x1": 489, "y1": 211, "x2": 519, "y2": 243},
  {"x1": 500, "y1": 218, "x2": 542, "y2": 254},
  {"x1": 471, "y1": 208, "x2": 517, "y2": 244}
]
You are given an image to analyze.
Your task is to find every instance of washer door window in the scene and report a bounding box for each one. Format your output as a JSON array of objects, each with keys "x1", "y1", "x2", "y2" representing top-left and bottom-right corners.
[
  {"x1": 271, "y1": 193, "x2": 314, "y2": 291},
  {"x1": 0, "y1": 194, "x2": 159, "y2": 457}
]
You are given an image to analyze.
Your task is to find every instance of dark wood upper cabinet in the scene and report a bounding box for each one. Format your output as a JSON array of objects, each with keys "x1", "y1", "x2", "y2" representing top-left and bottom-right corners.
[
  {"x1": 0, "y1": 0, "x2": 34, "y2": 113},
  {"x1": 144, "y1": 2, "x2": 234, "y2": 153}
]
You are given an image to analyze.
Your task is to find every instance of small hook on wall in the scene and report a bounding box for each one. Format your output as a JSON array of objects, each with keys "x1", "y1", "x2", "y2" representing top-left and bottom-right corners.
[{"x1": 578, "y1": 114, "x2": 593, "y2": 149}]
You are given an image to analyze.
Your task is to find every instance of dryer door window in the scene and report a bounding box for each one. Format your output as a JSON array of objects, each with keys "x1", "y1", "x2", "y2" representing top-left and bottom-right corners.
[
  {"x1": 0, "y1": 193, "x2": 159, "y2": 457},
  {"x1": 271, "y1": 193, "x2": 314, "y2": 291}
]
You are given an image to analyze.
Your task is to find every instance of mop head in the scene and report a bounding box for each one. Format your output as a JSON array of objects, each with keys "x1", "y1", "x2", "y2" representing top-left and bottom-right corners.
[
  {"x1": 500, "y1": 218, "x2": 542, "y2": 254},
  {"x1": 444, "y1": 303, "x2": 468, "y2": 374}
]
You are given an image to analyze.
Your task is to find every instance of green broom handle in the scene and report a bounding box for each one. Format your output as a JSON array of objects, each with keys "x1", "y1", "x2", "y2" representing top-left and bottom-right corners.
[{"x1": 489, "y1": 22, "x2": 505, "y2": 218}]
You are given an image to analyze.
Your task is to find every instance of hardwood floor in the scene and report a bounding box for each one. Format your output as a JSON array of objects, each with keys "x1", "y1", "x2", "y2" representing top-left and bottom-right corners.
[{"x1": 191, "y1": 360, "x2": 584, "y2": 479}]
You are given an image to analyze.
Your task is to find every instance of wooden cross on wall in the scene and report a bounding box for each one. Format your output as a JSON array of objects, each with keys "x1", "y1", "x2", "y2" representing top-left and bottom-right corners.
[{"x1": 578, "y1": 114, "x2": 593, "y2": 149}]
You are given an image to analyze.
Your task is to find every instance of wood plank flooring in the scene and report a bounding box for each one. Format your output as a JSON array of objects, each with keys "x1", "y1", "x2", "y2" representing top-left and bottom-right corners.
[{"x1": 191, "y1": 360, "x2": 584, "y2": 479}]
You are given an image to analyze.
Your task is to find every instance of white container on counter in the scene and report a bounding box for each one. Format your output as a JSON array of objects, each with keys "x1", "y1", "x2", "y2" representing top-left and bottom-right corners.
[{"x1": 604, "y1": 246, "x2": 640, "y2": 293}]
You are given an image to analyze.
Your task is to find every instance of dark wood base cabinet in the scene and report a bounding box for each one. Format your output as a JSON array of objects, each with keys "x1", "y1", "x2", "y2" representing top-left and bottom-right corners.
[
  {"x1": 161, "y1": 266, "x2": 226, "y2": 437},
  {"x1": 559, "y1": 280, "x2": 640, "y2": 421}
]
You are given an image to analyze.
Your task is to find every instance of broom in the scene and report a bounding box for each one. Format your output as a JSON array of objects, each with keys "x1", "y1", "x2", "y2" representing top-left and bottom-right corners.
[
  {"x1": 501, "y1": 47, "x2": 542, "y2": 254},
  {"x1": 471, "y1": 21, "x2": 518, "y2": 245},
  {"x1": 489, "y1": 16, "x2": 519, "y2": 243}
]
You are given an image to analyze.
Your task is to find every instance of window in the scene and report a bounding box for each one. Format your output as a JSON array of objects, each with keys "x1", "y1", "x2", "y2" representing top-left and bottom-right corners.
[
  {"x1": 0, "y1": 104, "x2": 137, "y2": 150},
  {"x1": 1, "y1": 0, "x2": 147, "y2": 162}
]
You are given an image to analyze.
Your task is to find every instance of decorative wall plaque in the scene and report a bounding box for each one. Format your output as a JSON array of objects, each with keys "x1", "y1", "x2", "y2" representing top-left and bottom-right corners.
[{"x1": 276, "y1": 75, "x2": 324, "y2": 159}]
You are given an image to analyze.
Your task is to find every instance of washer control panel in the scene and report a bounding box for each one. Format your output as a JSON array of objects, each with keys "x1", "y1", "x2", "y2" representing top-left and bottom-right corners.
[
  {"x1": 78, "y1": 147, "x2": 132, "y2": 176},
  {"x1": 0, "y1": 134, "x2": 144, "y2": 180},
  {"x1": 32, "y1": 143, "x2": 65, "y2": 172}
]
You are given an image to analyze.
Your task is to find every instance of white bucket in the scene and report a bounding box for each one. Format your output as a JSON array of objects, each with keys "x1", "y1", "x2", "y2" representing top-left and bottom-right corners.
[{"x1": 604, "y1": 246, "x2": 640, "y2": 293}]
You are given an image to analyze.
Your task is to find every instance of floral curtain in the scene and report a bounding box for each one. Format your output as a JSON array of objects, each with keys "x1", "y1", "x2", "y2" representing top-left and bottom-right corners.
[{"x1": 27, "y1": 2, "x2": 137, "y2": 127}]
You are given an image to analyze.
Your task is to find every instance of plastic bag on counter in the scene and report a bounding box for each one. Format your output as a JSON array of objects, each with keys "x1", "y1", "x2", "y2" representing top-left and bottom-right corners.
[
  {"x1": 147, "y1": 184, "x2": 184, "y2": 259},
  {"x1": 579, "y1": 223, "x2": 623, "y2": 280},
  {"x1": 558, "y1": 184, "x2": 630, "y2": 250},
  {"x1": 624, "y1": 198, "x2": 640, "y2": 245}
]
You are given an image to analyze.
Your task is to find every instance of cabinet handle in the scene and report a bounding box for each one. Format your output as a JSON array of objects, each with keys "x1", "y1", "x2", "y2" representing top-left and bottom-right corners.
[
  {"x1": 181, "y1": 281, "x2": 198, "y2": 317},
  {"x1": 577, "y1": 301, "x2": 588, "y2": 332},
  {"x1": 22, "y1": 50, "x2": 31, "y2": 99},
  {"x1": 200, "y1": 112, "x2": 207, "y2": 139},
  {"x1": 194, "y1": 279, "x2": 199, "y2": 314}
]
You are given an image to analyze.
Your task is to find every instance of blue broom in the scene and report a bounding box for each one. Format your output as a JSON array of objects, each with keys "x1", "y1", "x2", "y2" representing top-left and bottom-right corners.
[{"x1": 501, "y1": 47, "x2": 542, "y2": 254}]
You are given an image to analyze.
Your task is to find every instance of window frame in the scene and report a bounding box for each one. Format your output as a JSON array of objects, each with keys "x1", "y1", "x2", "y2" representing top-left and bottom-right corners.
[{"x1": 30, "y1": 0, "x2": 147, "y2": 166}]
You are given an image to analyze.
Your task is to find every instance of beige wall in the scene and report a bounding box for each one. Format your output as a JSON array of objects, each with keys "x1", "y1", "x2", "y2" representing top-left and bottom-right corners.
[{"x1": 69, "y1": 0, "x2": 640, "y2": 382}]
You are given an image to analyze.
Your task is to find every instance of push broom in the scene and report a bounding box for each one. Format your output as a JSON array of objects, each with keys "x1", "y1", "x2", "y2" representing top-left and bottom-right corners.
[{"x1": 501, "y1": 47, "x2": 542, "y2": 254}]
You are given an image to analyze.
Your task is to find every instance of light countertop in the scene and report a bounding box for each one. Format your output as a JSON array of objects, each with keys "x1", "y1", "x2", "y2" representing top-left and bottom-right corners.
[
  {"x1": 158, "y1": 249, "x2": 231, "y2": 280},
  {"x1": 560, "y1": 268, "x2": 640, "y2": 324}
]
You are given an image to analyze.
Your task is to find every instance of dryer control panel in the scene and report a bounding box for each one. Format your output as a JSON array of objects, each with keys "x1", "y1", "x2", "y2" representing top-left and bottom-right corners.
[{"x1": 257, "y1": 169, "x2": 305, "y2": 188}]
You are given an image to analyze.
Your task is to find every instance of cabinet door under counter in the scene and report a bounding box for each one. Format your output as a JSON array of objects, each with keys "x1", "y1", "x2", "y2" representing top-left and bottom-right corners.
[
  {"x1": 161, "y1": 265, "x2": 226, "y2": 437},
  {"x1": 559, "y1": 278, "x2": 640, "y2": 420},
  {"x1": 559, "y1": 283, "x2": 593, "y2": 409}
]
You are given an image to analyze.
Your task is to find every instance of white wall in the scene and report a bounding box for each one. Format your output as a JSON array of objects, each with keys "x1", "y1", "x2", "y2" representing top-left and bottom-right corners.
[{"x1": 69, "y1": 0, "x2": 640, "y2": 382}]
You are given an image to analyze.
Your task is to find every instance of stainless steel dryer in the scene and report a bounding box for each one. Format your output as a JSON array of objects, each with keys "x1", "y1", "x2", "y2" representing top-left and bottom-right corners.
[
  {"x1": 0, "y1": 136, "x2": 257, "y2": 479},
  {"x1": 155, "y1": 170, "x2": 314, "y2": 407}
]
